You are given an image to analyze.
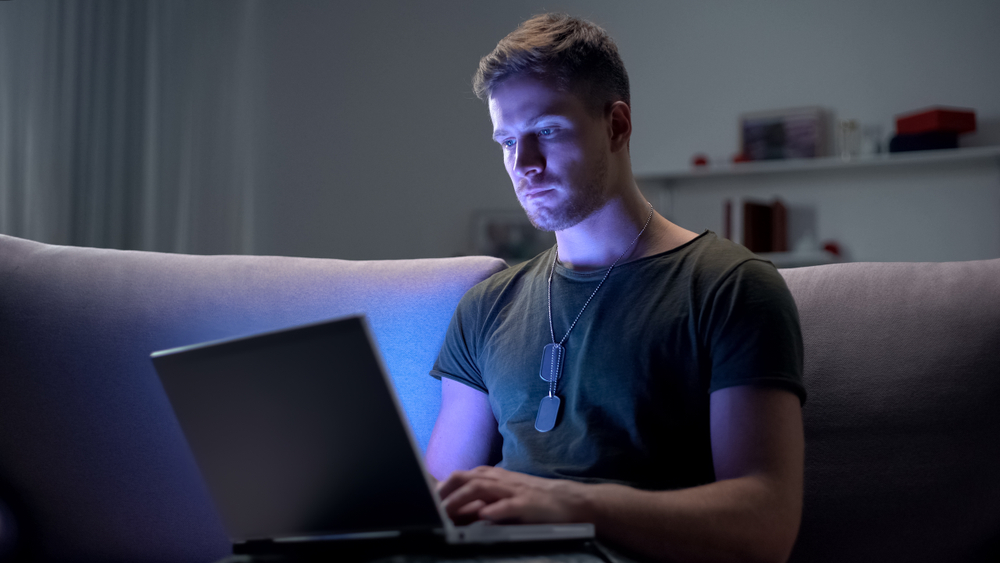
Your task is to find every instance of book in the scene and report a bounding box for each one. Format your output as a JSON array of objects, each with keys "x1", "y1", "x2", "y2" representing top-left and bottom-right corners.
[{"x1": 724, "y1": 197, "x2": 788, "y2": 254}]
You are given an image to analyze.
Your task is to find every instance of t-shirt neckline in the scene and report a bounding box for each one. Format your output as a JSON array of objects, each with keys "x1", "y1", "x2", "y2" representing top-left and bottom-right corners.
[{"x1": 551, "y1": 230, "x2": 713, "y2": 281}]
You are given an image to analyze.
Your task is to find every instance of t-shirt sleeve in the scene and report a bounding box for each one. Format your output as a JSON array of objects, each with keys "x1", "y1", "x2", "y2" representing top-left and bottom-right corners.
[
  {"x1": 429, "y1": 288, "x2": 489, "y2": 394},
  {"x1": 704, "y1": 259, "x2": 806, "y2": 404}
]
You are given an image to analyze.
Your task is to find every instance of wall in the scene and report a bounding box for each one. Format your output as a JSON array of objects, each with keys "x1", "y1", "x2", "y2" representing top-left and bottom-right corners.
[
  {"x1": 3, "y1": 0, "x2": 999, "y2": 260},
  {"x1": 622, "y1": 0, "x2": 1000, "y2": 173},
  {"x1": 248, "y1": 0, "x2": 1000, "y2": 260},
  {"x1": 248, "y1": 2, "x2": 517, "y2": 259}
]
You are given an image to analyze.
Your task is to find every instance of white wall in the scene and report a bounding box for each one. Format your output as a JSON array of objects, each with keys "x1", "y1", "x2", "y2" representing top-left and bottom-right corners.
[
  {"x1": 4, "y1": 0, "x2": 997, "y2": 260},
  {"x1": 245, "y1": 0, "x2": 1000, "y2": 260},
  {"x1": 622, "y1": 0, "x2": 1000, "y2": 173}
]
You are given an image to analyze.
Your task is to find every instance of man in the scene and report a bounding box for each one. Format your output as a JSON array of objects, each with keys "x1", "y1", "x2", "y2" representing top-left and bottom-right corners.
[{"x1": 427, "y1": 14, "x2": 806, "y2": 563}]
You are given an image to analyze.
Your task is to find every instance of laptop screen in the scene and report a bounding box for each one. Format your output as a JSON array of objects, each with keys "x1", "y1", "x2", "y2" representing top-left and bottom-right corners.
[{"x1": 152, "y1": 316, "x2": 444, "y2": 542}]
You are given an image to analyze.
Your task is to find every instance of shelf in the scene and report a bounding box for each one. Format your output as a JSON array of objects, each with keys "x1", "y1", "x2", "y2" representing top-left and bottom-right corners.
[{"x1": 639, "y1": 146, "x2": 1000, "y2": 182}]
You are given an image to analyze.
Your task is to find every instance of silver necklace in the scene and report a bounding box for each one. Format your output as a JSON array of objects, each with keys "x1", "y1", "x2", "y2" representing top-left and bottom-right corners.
[{"x1": 535, "y1": 201, "x2": 655, "y2": 432}]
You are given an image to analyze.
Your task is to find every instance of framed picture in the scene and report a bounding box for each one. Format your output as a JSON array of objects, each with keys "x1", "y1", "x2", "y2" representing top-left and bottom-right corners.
[
  {"x1": 740, "y1": 107, "x2": 827, "y2": 161},
  {"x1": 472, "y1": 210, "x2": 555, "y2": 263}
]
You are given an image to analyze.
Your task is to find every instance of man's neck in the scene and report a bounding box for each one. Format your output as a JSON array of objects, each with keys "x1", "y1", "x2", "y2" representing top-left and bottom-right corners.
[{"x1": 553, "y1": 190, "x2": 658, "y2": 271}]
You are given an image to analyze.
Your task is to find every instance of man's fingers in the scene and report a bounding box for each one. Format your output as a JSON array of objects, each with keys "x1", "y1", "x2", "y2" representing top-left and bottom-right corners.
[
  {"x1": 455, "y1": 498, "x2": 487, "y2": 516},
  {"x1": 445, "y1": 498, "x2": 487, "y2": 526},
  {"x1": 436, "y1": 466, "x2": 500, "y2": 498},
  {"x1": 477, "y1": 496, "x2": 529, "y2": 523},
  {"x1": 436, "y1": 469, "x2": 472, "y2": 498},
  {"x1": 479, "y1": 494, "x2": 568, "y2": 524},
  {"x1": 436, "y1": 467, "x2": 586, "y2": 525},
  {"x1": 440, "y1": 478, "x2": 516, "y2": 517}
]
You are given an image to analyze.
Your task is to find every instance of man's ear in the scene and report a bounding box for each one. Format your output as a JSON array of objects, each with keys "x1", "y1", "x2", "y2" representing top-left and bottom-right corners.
[{"x1": 608, "y1": 100, "x2": 632, "y2": 153}]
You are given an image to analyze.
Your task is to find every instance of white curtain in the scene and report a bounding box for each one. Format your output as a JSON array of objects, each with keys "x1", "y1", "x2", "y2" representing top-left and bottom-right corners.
[{"x1": 0, "y1": 0, "x2": 260, "y2": 254}]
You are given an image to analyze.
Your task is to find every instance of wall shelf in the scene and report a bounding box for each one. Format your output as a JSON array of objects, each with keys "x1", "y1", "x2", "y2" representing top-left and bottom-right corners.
[
  {"x1": 638, "y1": 146, "x2": 1000, "y2": 183},
  {"x1": 636, "y1": 145, "x2": 1000, "y2": 264}
]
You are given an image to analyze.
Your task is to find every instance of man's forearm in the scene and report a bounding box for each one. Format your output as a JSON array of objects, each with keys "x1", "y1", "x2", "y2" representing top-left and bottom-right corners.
[{"x1": 577, "y1": 475, "x2": 801, "y2": 563}]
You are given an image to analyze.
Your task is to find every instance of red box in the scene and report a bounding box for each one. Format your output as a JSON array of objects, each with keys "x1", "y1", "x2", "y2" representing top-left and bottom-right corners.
[{"x1": 895, "y1": 107, "x2": 976, "y2": 135}]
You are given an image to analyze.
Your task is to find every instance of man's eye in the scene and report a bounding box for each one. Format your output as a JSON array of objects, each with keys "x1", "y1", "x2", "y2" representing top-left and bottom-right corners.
[
  {"x1": 539, "y1": 128, "x2": 552, "y2": 136},
  {"x1": 503, "y1": 139, "x2": 516, "y2": 148}
]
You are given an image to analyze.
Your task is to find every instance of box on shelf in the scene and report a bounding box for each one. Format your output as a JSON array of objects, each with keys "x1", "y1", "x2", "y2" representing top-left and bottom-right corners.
[
  {"x1": 895, "y1": 107, "x2": 976, "y2": 135},
  {"x1": 889, "y1": 131, "x2": 959, "y2": 153}
]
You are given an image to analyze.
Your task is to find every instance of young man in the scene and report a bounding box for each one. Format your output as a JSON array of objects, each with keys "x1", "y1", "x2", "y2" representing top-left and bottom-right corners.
[{"x1": 427, "y1": 14, "x2": 806, "y2": 563}]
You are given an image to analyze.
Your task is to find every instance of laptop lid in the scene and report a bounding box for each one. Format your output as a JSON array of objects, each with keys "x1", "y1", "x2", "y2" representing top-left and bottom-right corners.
[{"x1": 151, "y1": 315, "x2": 447, "y2": 543}]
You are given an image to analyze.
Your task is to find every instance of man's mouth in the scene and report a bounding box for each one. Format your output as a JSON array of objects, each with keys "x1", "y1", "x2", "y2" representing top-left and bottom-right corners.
[{"x1": 519, "y1": 185, "x2": 555, "y2": 200}]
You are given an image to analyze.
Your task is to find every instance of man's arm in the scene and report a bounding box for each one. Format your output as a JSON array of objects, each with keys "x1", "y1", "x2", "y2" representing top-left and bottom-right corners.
[
  {"x1": 437, "y1": 386, "x2": 804, "y2": 563},
  {"x1": 425, "y1": 377, "x2": 502, "y2": 482}
]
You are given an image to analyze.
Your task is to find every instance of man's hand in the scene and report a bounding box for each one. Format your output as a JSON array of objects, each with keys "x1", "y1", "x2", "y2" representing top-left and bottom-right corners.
[{"x1": 437, "y1": 466, "x2": 592, "y2": 525}]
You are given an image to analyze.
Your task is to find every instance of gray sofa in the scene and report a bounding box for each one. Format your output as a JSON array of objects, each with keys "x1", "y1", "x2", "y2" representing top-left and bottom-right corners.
[{"x1": 0, "y1": 233, "x2": 998, "y2": 562}]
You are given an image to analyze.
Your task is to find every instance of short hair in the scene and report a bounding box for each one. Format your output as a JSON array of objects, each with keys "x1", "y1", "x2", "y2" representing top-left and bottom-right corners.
[{"x1": 473, "y1": 13, "x2": 630, "y2": 113}]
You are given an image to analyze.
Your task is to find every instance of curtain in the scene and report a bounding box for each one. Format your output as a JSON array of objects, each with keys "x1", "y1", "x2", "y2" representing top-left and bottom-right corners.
[{"x1": 0, "y1": 0, "x2": 260, "y2": 254}]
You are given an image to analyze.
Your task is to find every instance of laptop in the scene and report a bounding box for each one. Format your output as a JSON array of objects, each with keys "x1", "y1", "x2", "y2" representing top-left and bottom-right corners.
[{"x1": 150, "y1": 315, "x2": 593, "y2": 555}]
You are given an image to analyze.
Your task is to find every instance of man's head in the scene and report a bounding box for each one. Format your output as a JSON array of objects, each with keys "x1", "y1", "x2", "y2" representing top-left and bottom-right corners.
[
  {"x1": 473, "y1": 13, "x2": 630, "y2": 116},
  {"x1": 477, "y1": 14, "x2": 634, "y2": 232}
]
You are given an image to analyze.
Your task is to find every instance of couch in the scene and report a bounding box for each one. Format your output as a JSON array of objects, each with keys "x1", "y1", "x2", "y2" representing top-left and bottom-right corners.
[{"x1": 0, "y1": 233, "x2": 998, "y2": 562}]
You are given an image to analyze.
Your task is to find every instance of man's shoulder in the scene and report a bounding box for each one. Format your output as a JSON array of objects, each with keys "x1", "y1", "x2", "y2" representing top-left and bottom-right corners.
[
  {"x1": 454, "y1": 246, "x2": 555, "y2": 313},
  {"x1": 466, "y1": 247, "x2": 553, "y2": 296},
  {"x1": 649, "y1": 231, "x2": 777, "y2": 284}
]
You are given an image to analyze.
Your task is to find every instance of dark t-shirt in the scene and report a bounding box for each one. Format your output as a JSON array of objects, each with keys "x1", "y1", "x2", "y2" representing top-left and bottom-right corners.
[{"x1": 430, "y1": 231, "x2": 805, "y2": 490}]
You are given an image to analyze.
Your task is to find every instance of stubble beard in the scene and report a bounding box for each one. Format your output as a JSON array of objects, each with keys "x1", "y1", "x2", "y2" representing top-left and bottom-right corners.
[{"x1": 520, "y1": 152, "x2": 610, "y2": 232}]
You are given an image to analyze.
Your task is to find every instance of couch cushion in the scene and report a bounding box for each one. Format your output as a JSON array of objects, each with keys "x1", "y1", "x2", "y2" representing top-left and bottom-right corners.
[
  {"x1": 781, "y1": 259, "x2": 1000, "y2": 563},
  {"x1": 0, "y1": 234, "x2": 505, "y2": 562}
]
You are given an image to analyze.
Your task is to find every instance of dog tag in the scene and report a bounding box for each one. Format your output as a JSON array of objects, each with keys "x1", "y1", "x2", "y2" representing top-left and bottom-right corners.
[
  {"x1": 539, "y1": 343, "x2": 564, "y2": 383},
  {"x1": 534, "y1": 395, "x2": 561, "y2": 432}
]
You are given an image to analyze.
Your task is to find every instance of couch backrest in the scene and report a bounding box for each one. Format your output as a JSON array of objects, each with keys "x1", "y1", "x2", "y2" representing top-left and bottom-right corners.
[
  {"x1": 781, "y1": 259, "x2": 1000, "y2": 563},
  {"x1": 0, "y1": 234, "x2": 506, "y2": 562},
  {"x1": 4, "y1": 232, "x2": 999, "y2": 562}
]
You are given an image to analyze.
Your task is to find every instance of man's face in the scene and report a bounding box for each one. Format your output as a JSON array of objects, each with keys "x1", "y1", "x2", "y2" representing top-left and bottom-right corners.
[{"x1": 488, "y1": 74, "x2": 611, "y2": 232}]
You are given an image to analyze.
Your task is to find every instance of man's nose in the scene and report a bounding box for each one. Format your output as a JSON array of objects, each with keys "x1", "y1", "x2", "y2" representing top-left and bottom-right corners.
[{"x1": 513, "y1": 137, "x2": 544, "y2": 178}]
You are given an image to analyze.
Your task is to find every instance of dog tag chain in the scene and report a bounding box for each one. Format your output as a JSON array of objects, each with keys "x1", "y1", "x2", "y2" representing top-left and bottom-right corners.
[{"x1": 534, "y1": 202, "x2": 654, "y2": 432}]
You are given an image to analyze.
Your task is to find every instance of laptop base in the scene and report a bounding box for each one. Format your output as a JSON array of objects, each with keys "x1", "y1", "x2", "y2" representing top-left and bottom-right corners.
[{"x1": 230, "y1": 534, "x2": 606, "y2": 563}]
